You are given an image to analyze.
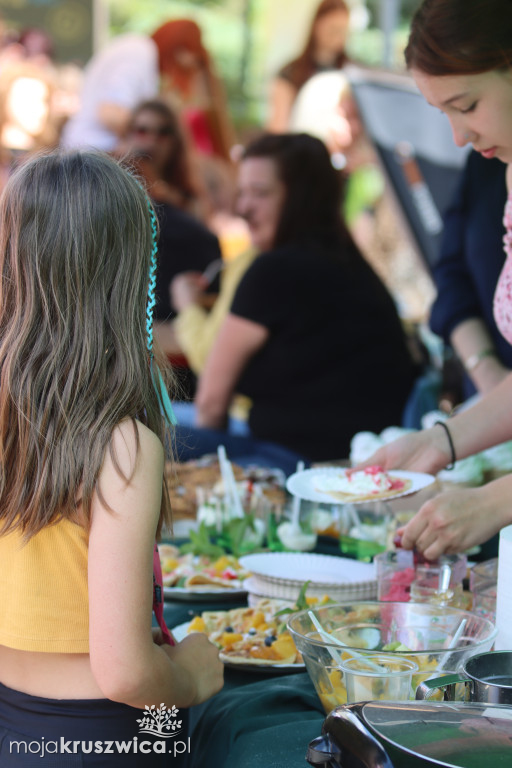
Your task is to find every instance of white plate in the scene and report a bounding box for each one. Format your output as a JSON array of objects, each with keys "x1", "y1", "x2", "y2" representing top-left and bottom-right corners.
[
  {"x1": 172, "y1": 621, "x2": 306, "y2": 674},
  {"x1": 163, "y1": 584, "x2": 248, "y2": 602},
  {"x1": 244, "y1": 574, "x2": 377, "y2": 603},
  {"x1": 286, "y1": 467, "x2": 436, "y2": 504},
  {"x1": 239, "y1": 552, "x2": 375, "y2": 586}
]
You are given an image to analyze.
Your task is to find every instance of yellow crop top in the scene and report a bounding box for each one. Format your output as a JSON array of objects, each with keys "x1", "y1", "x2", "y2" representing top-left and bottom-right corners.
[{"x1": 0, "y1": 518, "x2": 89, "y2": 653}]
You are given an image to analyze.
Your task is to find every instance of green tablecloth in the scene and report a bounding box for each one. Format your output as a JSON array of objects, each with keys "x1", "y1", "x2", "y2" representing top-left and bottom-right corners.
[
  {"x1": 162, "y1": 593, "x2": 326, "y2": 767},
  {"x1": 161, "y1": 596, "x2": 326, "y2": 768},
  {"x1": 163, "y1": 600, "x2": 325, "y2": 767},
  {"x1": 188, "y1": 670, "x2": 324, "y2": 768}
]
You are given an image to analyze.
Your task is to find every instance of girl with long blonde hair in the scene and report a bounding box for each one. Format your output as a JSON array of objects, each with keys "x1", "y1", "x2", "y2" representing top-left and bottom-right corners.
[{"x1": 0, "y1": 150, "x2": 223, "y2": 765}]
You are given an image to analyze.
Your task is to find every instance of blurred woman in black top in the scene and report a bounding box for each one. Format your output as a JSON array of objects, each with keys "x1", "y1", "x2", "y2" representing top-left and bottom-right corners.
[{"x1": 195, "y1": 133, "x2": 418, "y2": 461}]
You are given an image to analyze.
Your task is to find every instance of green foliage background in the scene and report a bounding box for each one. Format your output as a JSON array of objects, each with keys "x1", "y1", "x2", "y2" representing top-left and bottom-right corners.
[
  {"x1": 108, "y1": 0, "x2": 266, "y2": 129},
  {"x1": 107, "y1": 0, "x2": 415, "y2": 133}
]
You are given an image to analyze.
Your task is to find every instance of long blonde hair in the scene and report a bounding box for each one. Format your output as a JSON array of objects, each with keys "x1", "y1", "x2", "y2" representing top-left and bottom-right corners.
[{"x1": 0, "y1": 150, "x2": 173, "y2": 538}]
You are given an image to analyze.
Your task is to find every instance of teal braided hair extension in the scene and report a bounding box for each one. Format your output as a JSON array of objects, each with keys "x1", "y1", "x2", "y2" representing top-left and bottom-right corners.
[
  {"x1": 145, "y1": 193, "x2": 177, "y2": 427},
  {"x1": 146, "y1": 201, "x2": 158, "y2": 357}
]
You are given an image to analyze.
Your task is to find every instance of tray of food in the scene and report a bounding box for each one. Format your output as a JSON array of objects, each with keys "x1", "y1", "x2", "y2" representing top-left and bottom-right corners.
[
  {"x1": 159, "y1": 544, "x2": 250, "y2": 601},
  {"x1": 172, "y1": 598, "x2": 305, "y2": 672},
  {"x1": 165, "y1": 456, "x2": 287, "y2": 521}
]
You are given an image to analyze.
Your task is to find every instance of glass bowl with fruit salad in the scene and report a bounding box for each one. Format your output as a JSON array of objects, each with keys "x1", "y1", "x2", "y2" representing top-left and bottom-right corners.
[{"x1": 287, "y1": 601, "x2": 497, "y2": 713}]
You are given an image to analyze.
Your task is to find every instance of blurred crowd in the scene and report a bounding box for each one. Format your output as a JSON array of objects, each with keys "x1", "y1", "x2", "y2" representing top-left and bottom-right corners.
[{"x1": 0, "y1": 3, "x2": 464, "y2": 469}]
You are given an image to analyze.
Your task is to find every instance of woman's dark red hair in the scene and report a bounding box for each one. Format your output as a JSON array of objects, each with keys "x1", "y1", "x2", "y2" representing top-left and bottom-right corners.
[{"x1": 151, "y1": 20, "x2": 210, "y2": 97}]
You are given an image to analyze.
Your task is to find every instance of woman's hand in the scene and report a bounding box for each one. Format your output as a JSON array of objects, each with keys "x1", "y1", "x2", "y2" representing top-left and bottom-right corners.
[
  {"x1": 398, "y1": 475, "x2": 512, "y2": 559},
  {"x1": 171, "y1": 272, "x2": 208, "y2": 313},
  {"x1": 357, "y1": 425, "x2": 452, "y2": 475}
]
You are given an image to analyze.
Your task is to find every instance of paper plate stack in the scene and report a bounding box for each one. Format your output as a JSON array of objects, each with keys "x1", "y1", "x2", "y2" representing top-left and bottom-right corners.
[{"x1": 239, "y1": 552, "x2": 377, "y2": 605}]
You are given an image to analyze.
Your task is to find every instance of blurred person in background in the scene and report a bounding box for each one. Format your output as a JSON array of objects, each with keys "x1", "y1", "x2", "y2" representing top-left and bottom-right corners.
[
  {"x1": 151, "y1": 21, "x2": 244, "y2": 260},
  {"x1": 429, "y1": 151, "x2": 512, "y2": 400},
  {"x1": 165, "y1": 74, "x2": 372, "y2": 390},
  {"x1": 17, "y1": 27, "x2": 83, "y2": 136},
  {"x1": 289, "y1": 68, "x2": 435, "y2": 323},
  {"x1": 121, "y1": 99, "x2": 222, "y2": 399},
  {"x1": 62, "y1": 19, "x2": 235, "y2": 159},
  {"x1": 0, "y1": 61, "x2": 58, "y2": 188},
  {"x1": 266, "y1": 0, "x2": 350, "y2": 133},
  {"x1": 152, "y1": 19, "x2": 235, "y2": 162},
  {"x1": 123, "y1": 98, "x2": 205, "y2": 217},
  {"x1": 190, "y1": 133, "x2": 418, "y2": 463},
  {"x1": 18, "y1": 27, "x2": 54, "y2": 67},
  {"x1": 123, "y1": 99, "x2": 222, "y2": 320}
]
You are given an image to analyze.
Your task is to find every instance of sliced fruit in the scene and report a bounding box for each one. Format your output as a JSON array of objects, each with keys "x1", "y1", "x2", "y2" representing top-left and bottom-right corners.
[{"x1": 188, "y1": 616, "x2": 206, "y2": 633}]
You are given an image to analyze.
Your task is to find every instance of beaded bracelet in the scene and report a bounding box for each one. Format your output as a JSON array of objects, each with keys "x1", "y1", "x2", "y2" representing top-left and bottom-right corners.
[
  {"x1": 434, "y1": 420, "x2": 456, "y2": 470},
  {"x1": 463, "y1": 348, "x2": 496, "y2": 372}
]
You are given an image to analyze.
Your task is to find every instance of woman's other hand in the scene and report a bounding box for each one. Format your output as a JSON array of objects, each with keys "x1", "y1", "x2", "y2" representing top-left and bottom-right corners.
[
  {"x1": 170, "y1": 272, "x2": 208, "y2": 313},
  {"x1": 398, "y1": 474, "x2": 512, "y2": 559}
]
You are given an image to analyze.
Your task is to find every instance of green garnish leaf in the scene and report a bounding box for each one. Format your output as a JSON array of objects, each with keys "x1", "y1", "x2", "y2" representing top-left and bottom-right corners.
[
  {"x1": 275, "y1": 580, "x2": 312, "y2": 617},
  {"x1": 179, "y1": 522, "x2": 225, "y2": 558},
  {"x1": 295, "y1": 580, "x2": 312, "y2": 611}
]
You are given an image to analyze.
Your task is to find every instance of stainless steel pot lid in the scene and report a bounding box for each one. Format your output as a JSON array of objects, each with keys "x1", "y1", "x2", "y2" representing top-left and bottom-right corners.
[{"x1": 361, "y1": 700, "x2": 512, "y2": 767}]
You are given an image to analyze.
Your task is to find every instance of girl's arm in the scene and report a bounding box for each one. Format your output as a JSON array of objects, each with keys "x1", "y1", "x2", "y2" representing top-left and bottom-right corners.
[
  {"x1": 88, "y1": 419, "x2": 223, "y2": 709},
  {"x1": 195, "y1": 313, "x2": 269, "y2": 429}
]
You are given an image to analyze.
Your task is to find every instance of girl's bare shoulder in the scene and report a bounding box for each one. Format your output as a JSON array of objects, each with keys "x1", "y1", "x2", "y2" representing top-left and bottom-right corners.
[
  {"x1": 108, "y1": 419, "x2": 164, "y2": 477},
  {"x1": 91, "y1": 420, "x2": 164, "y2": 522}
]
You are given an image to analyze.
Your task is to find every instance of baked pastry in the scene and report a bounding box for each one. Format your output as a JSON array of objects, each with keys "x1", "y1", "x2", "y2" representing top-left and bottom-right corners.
[{"x1": 314, "y1": 465, "x2": 412, "y2": 502}]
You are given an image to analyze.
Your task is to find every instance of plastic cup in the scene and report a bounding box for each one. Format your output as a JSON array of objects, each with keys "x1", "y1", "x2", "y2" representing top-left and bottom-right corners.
[
  {"x1": 409, "y1": 579, "x2": 464, "y2": 608},
  {"x1": 374, "y1": 551, "x2": 416, "y2": 601},
  {"x1": 339, "y1": 654, "x2": 418, "y2": 703},
  {"x1": 339, "y1": 502, "x2": 392, "y2": 562},
  {"x1": 410, "y1": 562, "x2": 466, "y2": 608},
  {"x1": 374, "y1": 552, "x2": 467, "y2": 603},
  {"x1": 470, "y1": 558, "x2": 498, "y2": 622}
]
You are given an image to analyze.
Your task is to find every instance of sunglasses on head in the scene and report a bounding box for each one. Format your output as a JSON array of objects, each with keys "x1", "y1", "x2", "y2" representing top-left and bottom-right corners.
[{"x1": 131, "y1": 125, "x2": 175, "y2": 139}]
